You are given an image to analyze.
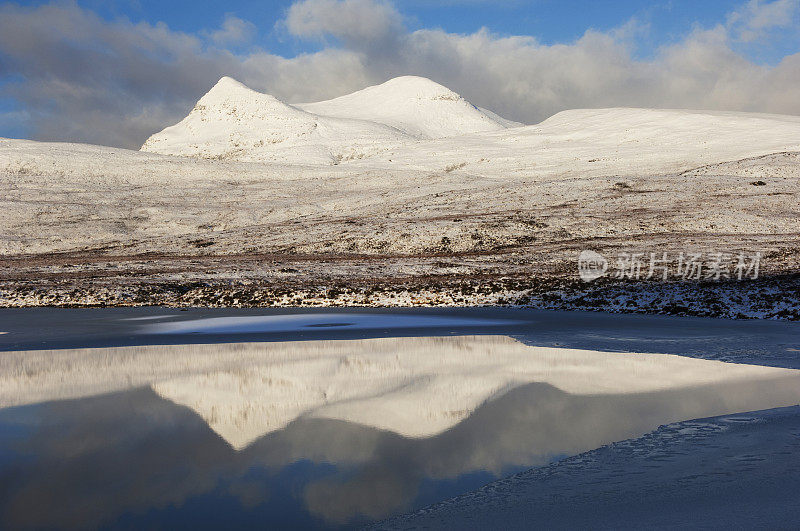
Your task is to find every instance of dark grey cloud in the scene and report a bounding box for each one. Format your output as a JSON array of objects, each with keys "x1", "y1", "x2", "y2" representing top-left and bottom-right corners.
[
  {"x1": 0, "y1": 0, "x2": 798, "y2": 149},
  {"x1": 284, "y1": 0, "x2": 404, "y2": 50},
  {"x1": 0, "y1": 2, "x2": 242, "y2": 148}
]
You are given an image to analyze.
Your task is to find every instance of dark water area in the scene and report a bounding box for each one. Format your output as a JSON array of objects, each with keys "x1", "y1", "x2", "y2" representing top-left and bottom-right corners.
[
  {"x1": 2, "y1": 306, "x2": 799, "y2": 368},
  {"x1": 0, "y1": 308, "x2": 799, "y2": 529},
  {"x1": 0, "y1": 386, "x2": 521, "y2": 530}
]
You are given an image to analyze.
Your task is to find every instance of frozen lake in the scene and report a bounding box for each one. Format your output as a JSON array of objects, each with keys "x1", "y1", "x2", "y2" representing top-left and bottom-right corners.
[{"x1": 1, "y1": 308, "x2": 799, "y2": 529}]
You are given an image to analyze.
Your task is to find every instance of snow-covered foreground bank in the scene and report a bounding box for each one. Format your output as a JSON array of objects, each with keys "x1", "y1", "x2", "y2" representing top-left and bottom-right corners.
[
  {"x1": 376, "y1": 406, "x2": 800, "y2": 530},
  {"x1": 2, "y1": 76, "x2": 800, "y2": 313}
]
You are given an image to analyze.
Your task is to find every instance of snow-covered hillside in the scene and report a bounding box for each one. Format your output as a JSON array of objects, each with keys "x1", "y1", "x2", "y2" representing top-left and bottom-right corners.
[
  {"x1": 140, "y1": 76, "x2": 520, "y2": 163},
  {"x1": 3, "y1": 104, "x2": 800, "y2": 260},
  {"x1": 141, "y1": 75, "x2": 800, "y2": 171},
  {"x1": 140, "y1": 77, "x2": 409, "y2": 164},
  {"x1": 354, "y1": 106, "x2": 800, "y2": 175},
  {"x1": 297, "y1": 76, "x2": 520, "y2": 138},
  {"x1": 5, "y1": 100, "x2": 800, "y2": 254},
  {"x1": 4, "y1": 93, "x2": 800, "y2": 311}
]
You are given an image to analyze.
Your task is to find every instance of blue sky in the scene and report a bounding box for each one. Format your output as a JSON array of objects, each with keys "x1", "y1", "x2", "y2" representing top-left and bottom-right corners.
[{"x1": 1, "y1": 0, "x2": 799, "y2": 147}]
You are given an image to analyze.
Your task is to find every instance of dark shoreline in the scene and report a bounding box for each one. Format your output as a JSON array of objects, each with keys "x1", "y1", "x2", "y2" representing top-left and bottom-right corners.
[{"x1": 2, "y1": 272, "x2": 799, "y2": 320}]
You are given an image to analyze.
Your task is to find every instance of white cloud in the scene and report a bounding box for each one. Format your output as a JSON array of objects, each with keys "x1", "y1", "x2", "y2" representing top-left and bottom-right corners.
[
  {"x1": 206, "y1": 14, "x2": 257, "y2": 46},
  {"x1": 0, "y1": 0, "x2": 799, "y2": 149},
  {"x1": 728, "y1": 0, "x2": 800, "y2": 42}
]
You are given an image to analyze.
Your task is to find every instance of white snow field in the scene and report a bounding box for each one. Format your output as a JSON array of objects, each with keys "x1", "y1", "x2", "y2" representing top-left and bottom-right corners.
[
  {"x1": 2, "y1": 77, "x2": 800, "y2": 257},
  {"x1": 2, "y1": 76, "x2": 800, "y2": 310},
  {"x1": 2, "y1": 336, "x2": 800, "y2": 450}
]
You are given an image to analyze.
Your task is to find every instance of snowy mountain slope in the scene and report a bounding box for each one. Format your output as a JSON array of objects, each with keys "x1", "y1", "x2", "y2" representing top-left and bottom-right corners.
[
  {"x1": 296, "y1": 76, "x2": 520, "y2": 138},
  {"x1": 140, "y1": 77, "x2": 410, "y2": 164},
  {"x1": 477, "y1": 106, "x2": 524, "y2": 129},
  {"x1": 354, "y1": 107, "x2": 800, "y2": 176},
  {"x1": 140, "y1": 76, "x2": 522, "y2": 164},
  {"x1": 3, "y1": 104, "x2": 800, "y2": 259},
  {"x1": 140, "y1": 76, "x2": 800, "y2": 171}
]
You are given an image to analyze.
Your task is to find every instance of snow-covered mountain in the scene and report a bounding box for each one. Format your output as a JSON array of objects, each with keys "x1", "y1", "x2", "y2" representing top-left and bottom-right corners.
[
  {"x1": 359, "y1": 106, "x2": 800, "y2": 174},
  {"x1": 296, "y1": 76, "x2": 521, "y2": 138},
  {"x1": 140, "y1": 77, "x2": 411, "y2": 164},
  {"x1": 5, "y1": 101, "x2": 800, "y2": 258},
  {"x1": 140, "y1": 76, "x2": 520, "y2": 164}
]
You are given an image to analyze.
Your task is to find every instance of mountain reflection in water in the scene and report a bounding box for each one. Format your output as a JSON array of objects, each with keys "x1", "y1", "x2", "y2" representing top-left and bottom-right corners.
[{"x1": 1, "y1": 335, "x2": 800, "y2": 529}]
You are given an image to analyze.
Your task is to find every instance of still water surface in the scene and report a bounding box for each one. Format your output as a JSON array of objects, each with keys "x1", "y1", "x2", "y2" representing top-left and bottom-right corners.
[{"x1": 1, "y1": 308, "x2": 799, "y2": 529}]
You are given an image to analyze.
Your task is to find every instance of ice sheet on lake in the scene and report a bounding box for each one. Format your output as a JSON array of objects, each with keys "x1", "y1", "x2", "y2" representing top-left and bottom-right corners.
[{"x1": 142, "y1": 313, "x2": 523, "y2": 334}]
